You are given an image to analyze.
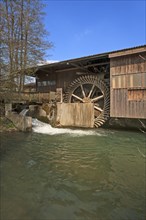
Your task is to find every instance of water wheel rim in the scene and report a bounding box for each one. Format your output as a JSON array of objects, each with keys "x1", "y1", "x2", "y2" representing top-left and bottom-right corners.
[{"x1": 64, "y1": 75, "x2": 110, "y2": 127}]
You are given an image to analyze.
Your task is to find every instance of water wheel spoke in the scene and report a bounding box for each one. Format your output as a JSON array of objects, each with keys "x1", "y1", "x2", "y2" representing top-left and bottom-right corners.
[
  {"x1": 87, "y1": 84, "x2": 95, "y2": 98},
  {"x1": 72, "y1": 93, "x2": 83, "y2": 102},
  {"x1": 64, "y1": 75, "x2": 110, "y2": 127},
  {"x1": 94, "y1": 105, "x2": 103, "y2": 112},
  {"x1": 80, "y1": 84, "x2": 86, "y2": 98},
  {"x1": 91, "y1": 94, "x2": 104, "y2": 102}
]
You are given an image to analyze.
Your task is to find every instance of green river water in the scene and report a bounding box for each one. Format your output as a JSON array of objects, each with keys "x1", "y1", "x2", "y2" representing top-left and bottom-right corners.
[{"x1": 0, "y1": 120, "x2": 146, "y2": 220}]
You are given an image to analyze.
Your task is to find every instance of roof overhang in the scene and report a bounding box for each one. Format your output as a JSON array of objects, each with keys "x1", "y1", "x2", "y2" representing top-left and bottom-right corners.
[
  {"x1": 28, "y1": 45, "x2": 146, "y2": 76},
  {"x1": 109, "y1": 46, "x2": 146, "y2": 58},
  {"x1": 36, "y1": 52, "x2": 109, "y2": 73}
]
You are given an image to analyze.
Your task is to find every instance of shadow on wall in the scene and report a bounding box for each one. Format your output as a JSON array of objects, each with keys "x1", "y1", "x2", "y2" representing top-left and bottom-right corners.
[{"x1": 106, "y1": 118, "x2": 146, "y2": 131}]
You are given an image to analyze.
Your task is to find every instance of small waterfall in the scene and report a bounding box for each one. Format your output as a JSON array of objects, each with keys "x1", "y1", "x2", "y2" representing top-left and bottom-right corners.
[
  {"x1": 32, "y1": 119, "x2": 104, "y2": 136},
  {"x1": 19, "y1": 109, "x2": 29, "y2": 116}
]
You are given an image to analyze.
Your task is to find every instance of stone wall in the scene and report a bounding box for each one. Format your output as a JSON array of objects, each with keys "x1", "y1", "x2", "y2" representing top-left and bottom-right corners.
[{"x1": 6, "y1": 111, "x2": 32, "y2": 132}]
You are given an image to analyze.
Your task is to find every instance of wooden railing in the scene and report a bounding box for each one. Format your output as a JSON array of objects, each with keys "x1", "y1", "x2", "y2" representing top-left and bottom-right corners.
[{"x1": 0, "y1": 91, "x2": 55, "y2": 103}]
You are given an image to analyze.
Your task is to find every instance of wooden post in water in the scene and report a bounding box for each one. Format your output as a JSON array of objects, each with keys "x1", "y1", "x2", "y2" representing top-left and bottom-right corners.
[{"x1": 5, "y1": 103, "x2": 12, "y2": 116}]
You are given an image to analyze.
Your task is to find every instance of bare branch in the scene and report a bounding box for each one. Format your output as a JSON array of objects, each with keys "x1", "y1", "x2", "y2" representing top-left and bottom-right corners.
[{"x1": 0, "y1": 0, "x2": 53, "y2": 93}]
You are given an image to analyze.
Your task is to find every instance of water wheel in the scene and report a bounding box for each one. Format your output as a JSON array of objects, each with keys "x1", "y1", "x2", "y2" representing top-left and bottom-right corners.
[{"x1": 64, "y1": 75, "x2": 110, "y2": 127}]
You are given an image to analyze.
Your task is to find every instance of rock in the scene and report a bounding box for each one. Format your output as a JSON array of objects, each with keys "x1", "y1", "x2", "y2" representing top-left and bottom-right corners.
[{"x1": 38, "y1": 106, "x2": 47, "y2": 117}]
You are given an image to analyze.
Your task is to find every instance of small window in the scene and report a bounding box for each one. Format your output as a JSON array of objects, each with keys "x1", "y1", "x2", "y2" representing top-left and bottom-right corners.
[
  {"x1": 38, "y1": 82, "x2": 41, "y2": 86},
  {"x1": 48, "y1": 80, "x2": 56, "y2": 86},
  {"x1": 42, "y1": 81, "x2": 47, "y2": 86}
]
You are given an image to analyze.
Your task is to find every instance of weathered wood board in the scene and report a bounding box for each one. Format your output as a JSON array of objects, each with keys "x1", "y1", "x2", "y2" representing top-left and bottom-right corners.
[
  {"x1": 57, "y1": 103, "x2": 94, "y2": 128},
  {"x1": 110, "y1": 51, "x2": 146, "y2": 119}
]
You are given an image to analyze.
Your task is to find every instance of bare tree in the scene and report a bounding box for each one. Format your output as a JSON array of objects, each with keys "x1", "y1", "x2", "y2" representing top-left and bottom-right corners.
[{"x1": 0, "y1": 0, "x2": 53, "y2": 92}]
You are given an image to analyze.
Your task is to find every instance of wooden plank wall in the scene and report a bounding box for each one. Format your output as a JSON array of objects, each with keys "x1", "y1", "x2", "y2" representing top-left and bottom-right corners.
[
  {"x1": 110, "y1": 52, "x2": 146, "y2": 119},
  {"x1": 57, "y1": 103, "x2": 94, "y2": 128}
]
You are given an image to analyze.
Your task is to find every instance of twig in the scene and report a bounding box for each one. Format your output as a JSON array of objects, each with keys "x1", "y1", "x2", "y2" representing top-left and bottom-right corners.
[
  {"x1": 138, "y1": 119, "x2": 146, "y2": 129},
  {"x1": 139, "y1": 128, "x2": 146, "y2": 134},
  {"x1": 137, "y1": 147, "x2": 146, "y2": 158}
]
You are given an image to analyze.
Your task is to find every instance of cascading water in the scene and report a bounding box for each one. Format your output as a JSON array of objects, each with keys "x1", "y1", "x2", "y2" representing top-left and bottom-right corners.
[
  {"x1": 19, "y1": 109, "x2": 105, "y2": 136},
  {"x1": 32, "y1": 118, "x2": 104, "y2": 136},
  {"x1": 19, "y1": 109, "x2": 29, "y2": 116}
]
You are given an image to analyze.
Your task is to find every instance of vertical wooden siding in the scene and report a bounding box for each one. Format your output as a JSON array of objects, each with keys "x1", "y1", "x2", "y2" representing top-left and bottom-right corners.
[
  {"x1": 57, "y1": 103, "x2": 94, "y2": 128},
  {"x1": 110, "y1": 52, "x2": 146, "y2": 119}
]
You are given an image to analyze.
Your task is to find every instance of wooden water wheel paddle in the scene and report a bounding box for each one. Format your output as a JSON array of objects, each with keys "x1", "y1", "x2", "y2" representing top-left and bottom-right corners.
[{"x1": 64, "y1": 75, "x2": 110, "y2": 127}]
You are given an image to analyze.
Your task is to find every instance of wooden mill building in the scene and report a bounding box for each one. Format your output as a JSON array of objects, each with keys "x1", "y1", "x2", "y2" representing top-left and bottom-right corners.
[{"x1": 31, "y1": 45, "x2": 146, "y2": 128}]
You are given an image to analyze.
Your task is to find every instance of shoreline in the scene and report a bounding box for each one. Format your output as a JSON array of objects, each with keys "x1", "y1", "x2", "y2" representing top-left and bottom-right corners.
[
  {"x1": 0, "y1": 116, "x2": 18, "y2": 132},
  {"x1": 0, "y1": 115, "x2": 145, "y2": 133}
]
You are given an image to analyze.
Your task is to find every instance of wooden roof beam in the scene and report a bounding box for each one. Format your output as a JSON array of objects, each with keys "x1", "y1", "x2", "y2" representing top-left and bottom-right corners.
[{"x1": 55, "y1": 61, "x2": 109, "y2": 73}]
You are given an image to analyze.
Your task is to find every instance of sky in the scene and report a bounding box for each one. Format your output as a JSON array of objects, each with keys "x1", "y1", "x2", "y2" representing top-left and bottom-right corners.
[{"x1": 42, "y1": 0, "x2": 146, "y2": 62}]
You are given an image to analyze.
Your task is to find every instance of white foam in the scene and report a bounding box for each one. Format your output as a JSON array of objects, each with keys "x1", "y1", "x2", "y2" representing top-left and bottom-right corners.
[{"x1": 32, "y1": 119, "x2": 103, "y2": 136}]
